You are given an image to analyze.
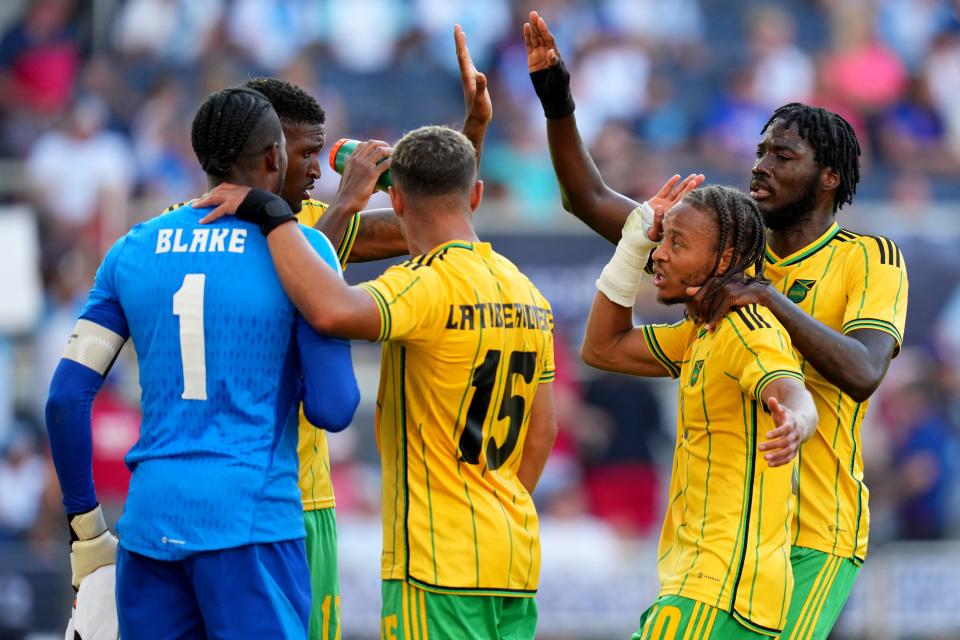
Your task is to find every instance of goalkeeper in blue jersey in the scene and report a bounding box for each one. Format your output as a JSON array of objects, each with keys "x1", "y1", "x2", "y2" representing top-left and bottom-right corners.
[{"x1": 44, "y1": 87, "x2": 360, "y2": 639}]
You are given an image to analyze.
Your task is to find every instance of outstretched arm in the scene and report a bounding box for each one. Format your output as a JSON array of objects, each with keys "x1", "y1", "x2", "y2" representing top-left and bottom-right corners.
[
  {"x1": 758, "y1": 378, "x2": 818, "y2": 467},
  {"x1": 581, "y1": 291, "x2": 675, "y2": 376}
]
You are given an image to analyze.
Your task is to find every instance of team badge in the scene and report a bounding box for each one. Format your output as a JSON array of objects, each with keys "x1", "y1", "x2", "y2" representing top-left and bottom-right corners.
[
  {"x1": 689, "y1": 360, "x2": 704, "y2": 385},
  {"x1": 787, "y1": 279, "x2": 816, "y2": 303}
]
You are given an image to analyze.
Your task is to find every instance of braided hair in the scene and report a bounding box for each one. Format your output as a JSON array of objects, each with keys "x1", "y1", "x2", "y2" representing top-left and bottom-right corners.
[
  {"x1": 761, "y1": 103, "x2": 861, "y2": 213},
  {"x1": 191, "y1": 87, "x2": 275, "y2": 177},
  {"x1": 245, "y1": 77, "x2": 326, "y2": 127},
  {"x1": 684, "y1": 186, "x2": 769, "y2": 310}
]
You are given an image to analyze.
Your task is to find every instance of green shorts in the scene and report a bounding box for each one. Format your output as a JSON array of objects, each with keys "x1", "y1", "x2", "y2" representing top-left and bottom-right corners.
[
  {"x1": 304, "y1": 508, "x2": 340, "y2": 640},
  {"x1": 780, "y1": 546, "x2": 860, "y2": 640},
  {"x1": 380, "y1": 579, "x2": 537, "y2": 640},
  {"x1": 632, "y1": 595, "x2": 772, "y2": 639}
]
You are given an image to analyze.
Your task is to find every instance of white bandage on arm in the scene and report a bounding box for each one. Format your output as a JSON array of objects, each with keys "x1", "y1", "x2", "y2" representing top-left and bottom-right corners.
[
  {"x1": 595, "y1": 202, "x2": 660, "y2": 307},
  {"x1": 62, "y1": 319, "x2": 126, "y2": 375}
]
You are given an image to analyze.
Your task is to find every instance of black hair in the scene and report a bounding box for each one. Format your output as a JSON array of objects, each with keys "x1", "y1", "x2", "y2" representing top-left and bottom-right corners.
[
  {"x1": 684, "y1": 185, "x2": 769, "y2": 307},
  {"x1": 761, "y1": 103, "x2": 861, "y2": 213},
  {"x1": 191, "y1": 87, "x2": 279, "y2": 177},
  {"x1": 391, "y1": 125, "x2": 476, "y2": 197},
  {"x1": 244, "y1": 77, "x2": 326, "y2": 127}
]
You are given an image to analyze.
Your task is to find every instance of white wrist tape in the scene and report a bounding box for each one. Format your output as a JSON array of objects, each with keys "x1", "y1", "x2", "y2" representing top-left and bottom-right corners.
[{"x1": 595, "y1": 202, "x2": 659, "y2": 307}]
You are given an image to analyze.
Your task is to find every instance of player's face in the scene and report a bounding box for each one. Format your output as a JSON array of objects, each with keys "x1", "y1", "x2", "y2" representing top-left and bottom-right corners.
[
  {"x1": 281, "y1": 122, "x2": 325, "y2": 214},
  {"x1": 651, "y1": 203, "x2": 719, "y2": 305},
  {"x1": 751, "y1": 121, "x2": 821, "y2": 231}
]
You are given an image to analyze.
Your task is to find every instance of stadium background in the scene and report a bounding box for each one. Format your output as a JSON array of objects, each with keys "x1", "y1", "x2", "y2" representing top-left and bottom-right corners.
[{"x1": 0, "y1": 0, "x2": 958, "y2": 637}]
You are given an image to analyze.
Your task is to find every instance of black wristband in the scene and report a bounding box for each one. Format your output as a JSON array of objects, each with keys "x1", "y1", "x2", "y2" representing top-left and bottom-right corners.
[
  {"x1": 530, "y1": 57, "x2": 575, "y2": 119},
  {"x1": 235, "y1": 188, "x2": 296, "y2": 236}
]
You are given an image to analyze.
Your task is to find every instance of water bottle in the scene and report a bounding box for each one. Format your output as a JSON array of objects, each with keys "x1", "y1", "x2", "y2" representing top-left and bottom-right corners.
[{"x1": 328, "y1": 139, "x2": 393, "y2": 193}]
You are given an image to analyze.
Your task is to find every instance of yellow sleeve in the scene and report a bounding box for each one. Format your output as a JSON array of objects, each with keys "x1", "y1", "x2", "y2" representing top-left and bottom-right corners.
[
  {"x1": 297, "y1": 199, "x2": 359, "y2": 270},
  {"x1": 639, "y1": 317, "x2": 697, "y2": 378},
  {"x1": 358, "y1": 262, "x2": 443, "y2": 344},
  {"x1": 842, "y1": 236, "x2": 909, "y2": 351},
  {"x1": 719, "y1": 305, "x2": 804, "y2": 401},
  {"x1": 539, "y1": 302, "x2": 556, "y2": 384}
]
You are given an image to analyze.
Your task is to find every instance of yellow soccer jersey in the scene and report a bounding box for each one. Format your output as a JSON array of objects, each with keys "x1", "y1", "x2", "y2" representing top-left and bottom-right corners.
[
  {"x1": 359, "y1": 241, "x2": 556, "y2": 596},
  {"x1": 643, "y1": 305, "x2": 801, "y2": 636},
  {"x1": 764, "y1": 223, "x2": 908, "y2": 563},
  {"x1": 296, "y1": 199, "x2": 361, "y2": 511}
]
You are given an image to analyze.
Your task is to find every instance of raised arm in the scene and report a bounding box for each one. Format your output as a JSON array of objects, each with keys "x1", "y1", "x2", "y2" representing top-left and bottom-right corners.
[
  {"x1": 581, "y1": 291, "x2": 678, "y2": 376},
  {"x1": 516, "y1": 381, "x2": 558, "y2": 493}
]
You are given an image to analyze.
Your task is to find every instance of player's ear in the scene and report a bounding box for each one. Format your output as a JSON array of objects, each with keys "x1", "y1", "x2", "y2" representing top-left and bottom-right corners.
[
  {"x1": 468, "y1": 180, "x2": 483, "y2": 213},
  {"x1": 716, "y1": 244, "x2": 734, "y2": 275},
  {"x1": 265, "y1": 143, "x2": 281, "y2": 173},
  {"x1": 821, "y1": 166, "x2": 839, "y2": 193},
  {"x1": 388, "y1": 186, "x2": 404, "y2": 219}
]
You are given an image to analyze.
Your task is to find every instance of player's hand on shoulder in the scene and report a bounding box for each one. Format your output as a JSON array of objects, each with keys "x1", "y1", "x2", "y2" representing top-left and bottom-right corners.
[
  {"x1": 195, "y1": 182, "x2": 252, "y2": 223},
  {"x1": 65, "y1": 565, "x2": 119, "y2": 640},
  {"x1": 333, "y1": 140, "x2": 392, "y2": 214}
]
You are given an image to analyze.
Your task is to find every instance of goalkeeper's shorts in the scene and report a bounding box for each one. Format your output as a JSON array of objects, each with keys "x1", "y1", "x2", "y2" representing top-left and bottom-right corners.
[{"x1": 116, "y1": 539, "x2": 310, "y2": 639}]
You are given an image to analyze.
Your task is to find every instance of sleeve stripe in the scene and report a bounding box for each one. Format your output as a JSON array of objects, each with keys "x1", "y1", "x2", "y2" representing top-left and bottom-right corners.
[
  {"x1": 745, "y1": 305, "x2": 771, "y2": 329},
  {"x1": 359, "y1": 284, "x2": 391, "y2": 341},
  {"x1": 641, "y1": 325, "x2": 681, "y2": 378},
  {"x1": 538, "y1": 370, "x2": 556, "y2": 383},
  {"x1": 842, "y1": 318, "x2": 903, "y2": 345},
  {"x1": 735, "y1": 308, "x2": 756, "y2": 331},
  {"x1": 336, "y1": 213, "x2": 361, "y2": 268},
  {"x1": 754, "y1": 369, "x2": 805, "y2": 402},
  {"x1": 873, "y1": 236, "x2": 887, "y2": 265}
]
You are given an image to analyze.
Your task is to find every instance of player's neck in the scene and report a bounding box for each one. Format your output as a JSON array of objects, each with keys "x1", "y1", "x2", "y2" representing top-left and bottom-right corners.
[
  {"x1": 767, "y1": 207, "x2": 836, "y2": 258},
  {"x1": 207, "y1": 171, "x2": 276, "y2": 194},
  {"x1": 405, "y1": 212, "x2": 479, "y2": 256}
]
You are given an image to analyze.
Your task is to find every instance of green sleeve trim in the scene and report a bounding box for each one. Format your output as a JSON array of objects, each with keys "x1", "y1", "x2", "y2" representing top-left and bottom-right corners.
[
  {"x1": 842, "y1": 318, "x2": 902, "y2": 345},
  {"x1": 754, "y1": 369, "x2": 804, "y2": 403},
  {"x1": 538, "y1": 370, "x2": 556, "y2": 383},
  {"x1": 641, "y1": 325, "x2": 680, "y2": 378},
  {"x1": 336, "y1": 213, "x2": 361, "y2": 269},
  {"x1": 359, "y1": 283, "x2": 391, "y2": 341}
]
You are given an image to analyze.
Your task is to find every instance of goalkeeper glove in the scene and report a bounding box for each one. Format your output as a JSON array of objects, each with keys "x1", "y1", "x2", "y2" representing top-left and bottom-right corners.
[
  {"x1": 595, "y1": 202, "x2": 661, "y2": 307},
  {"x1": 64, "y1": 565, "x2": 119, "y2": 640}
]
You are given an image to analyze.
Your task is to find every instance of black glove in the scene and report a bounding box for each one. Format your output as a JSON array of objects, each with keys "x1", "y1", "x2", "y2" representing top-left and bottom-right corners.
[
  {"x1": 529, "y1": 56, "x2": 575, "y2": 119},
  {"x1": 235, "y1": 188, "x2": 297, "y2": 236}
]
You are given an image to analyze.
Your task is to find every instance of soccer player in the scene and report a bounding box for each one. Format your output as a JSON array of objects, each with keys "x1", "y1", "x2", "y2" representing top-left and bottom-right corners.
[
  {"x1": 582, "y1": 184, "x2": 818, "y2": 638},
  {"x1": 193, "y1": 25, "x2": 493, "y2": 640},
  {"x1": 525, "y1": 11, "x2": 909, "y2": 638},
  {"x1": 200, "y1": 125, "x2": 558, "y2": 640},
  {"x1": 45, "y1": 87, "x2": 360, "y2": 638}
]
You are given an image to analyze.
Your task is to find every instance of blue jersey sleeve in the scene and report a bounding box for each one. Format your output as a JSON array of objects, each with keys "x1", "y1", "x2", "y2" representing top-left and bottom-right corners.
[
  {"x1": 46, "y1": 236, "x2": 131, "y2": 514},
  {"x1": 296, "y1": 225, "x2": 359, "y2": 431}
]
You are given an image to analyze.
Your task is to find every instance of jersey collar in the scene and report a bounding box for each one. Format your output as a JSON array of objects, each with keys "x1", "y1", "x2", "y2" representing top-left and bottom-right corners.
[{"x1": 765, "y1": 223, "x2": 840, "y2": 267}]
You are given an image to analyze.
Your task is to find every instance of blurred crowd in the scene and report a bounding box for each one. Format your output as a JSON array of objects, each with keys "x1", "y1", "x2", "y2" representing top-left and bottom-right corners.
[{"x1": 2, "y1": 0, "x2": 960, "y2": 612}]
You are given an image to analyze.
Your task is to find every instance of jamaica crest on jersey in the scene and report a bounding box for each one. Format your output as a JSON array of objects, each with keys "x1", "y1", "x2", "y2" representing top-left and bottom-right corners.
[
  {"x1": 689, "y1": 359, "x2": 705, "y2": 386},
  {"x1": 787, "y1": 279, "x2": 816, "y2": 304}
]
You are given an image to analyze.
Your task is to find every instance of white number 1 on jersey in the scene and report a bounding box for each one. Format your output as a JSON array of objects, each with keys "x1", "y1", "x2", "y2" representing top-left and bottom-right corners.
[{"x1": 172, "y1": 273, "x2": 207, "y2": 400}]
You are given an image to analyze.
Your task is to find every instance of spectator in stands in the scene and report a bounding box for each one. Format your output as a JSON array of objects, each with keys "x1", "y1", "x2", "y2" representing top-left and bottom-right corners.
[
  {"x1": 746, "y1": 6, "x2": 814, "y2": 110},
  {"x1": 0, "y1": 429, "x2": 48, "y2": 541},
  {"x1": 879, "y1": 74, "x2": 959, "y2": 172}
]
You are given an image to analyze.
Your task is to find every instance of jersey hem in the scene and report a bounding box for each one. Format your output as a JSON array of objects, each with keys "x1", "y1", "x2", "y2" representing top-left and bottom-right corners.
[
  {"x1": 790, "y1": 538, "x2": 866, "y2": 564},
  {"x1": 301, "y1": 499, "x2": 336, "y2": 512},
  {"x1": 404, "y1": 575, "x2": 537, "y2": 598},
  {"x1": 118, "y1": 532, "x2": 305, "y2": 562}
]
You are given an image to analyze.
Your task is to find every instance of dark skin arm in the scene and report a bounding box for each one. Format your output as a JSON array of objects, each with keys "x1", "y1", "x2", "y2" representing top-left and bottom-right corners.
[
  {"x1": 319, "y1": 24, "x2": 493, "y2": 263},
  {"x1": 691, "y1": 280, "x2": 897, "y2": 402}
]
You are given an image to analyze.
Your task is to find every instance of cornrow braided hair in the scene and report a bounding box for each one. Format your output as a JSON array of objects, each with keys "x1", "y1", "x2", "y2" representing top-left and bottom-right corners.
[
  {"x1": 761, "y1": 102, "x2": 861, "y2": 213},
  {"x1": 245, "y1": 77, "x2": 326, "y2": 127},
  {"x1": 684, "y1": 185, "x2": 769, "y2": 312},
  {"x1": 191, "y1": 87, "x2": 272, "y2": 177}
]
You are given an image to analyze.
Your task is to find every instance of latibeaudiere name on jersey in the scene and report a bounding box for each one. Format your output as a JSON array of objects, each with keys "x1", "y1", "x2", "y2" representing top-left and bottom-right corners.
[
  {"x1": 155, "y1": 228, "x2": 247, "y2": 254},
  {"x1": 445, "y1": 302, "x2": 553, "y2": 332}
]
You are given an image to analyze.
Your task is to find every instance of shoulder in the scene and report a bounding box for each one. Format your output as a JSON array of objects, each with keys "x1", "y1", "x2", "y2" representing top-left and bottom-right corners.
[
  {"x1": 841, "y1": 229, "x2": 905, "y2": 269},
  {"x1": 161, "y1": 200, "x2": 193, "y2": 215},
  {"x1": 297, "y1": 199, "x2": 329, "y2": 227},
  {"x1": 299, "y1": 224, "x2": 340, "y2": 272},
  {"x1": 721, "y1": 303, "x2": 779, "y2": 336}
]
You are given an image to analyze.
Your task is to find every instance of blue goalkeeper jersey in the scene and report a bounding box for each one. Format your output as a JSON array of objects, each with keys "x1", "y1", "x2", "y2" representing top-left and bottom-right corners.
[{"x1": 80, "y1": 204, "x2": 342, "y2": 561}]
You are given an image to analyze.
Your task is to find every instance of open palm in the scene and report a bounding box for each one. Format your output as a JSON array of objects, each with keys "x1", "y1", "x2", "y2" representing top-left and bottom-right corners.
[{"x1": 524, "y1": 11, "x2": 561, "y2": 72}]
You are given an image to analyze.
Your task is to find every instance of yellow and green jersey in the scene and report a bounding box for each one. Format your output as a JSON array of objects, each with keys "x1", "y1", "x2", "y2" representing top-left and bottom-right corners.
[
  {"x1": 359, "y1": 241, "x2": 555, "y2": 596},
  {"x1": 296, "y1": 199, "x2": 361, "y2": 511},
  {"x1": 764, "y1": 223, "x2": 908, "y2": 563},
  {"x1": 643, "y1": 305, "x2": 801, "y2": 636}
]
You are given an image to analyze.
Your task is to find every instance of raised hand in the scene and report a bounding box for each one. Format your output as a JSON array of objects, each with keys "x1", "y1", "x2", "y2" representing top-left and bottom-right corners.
[
  {"x1": 524, "y1": 10, "x2": 561, "y2": 72},
  {"x1": 456, "y1": 24, "x2": 492, "y2": 128},
  {"x1": 643, "y1": 173, "x2": 705, "y2": 242},
  {"x1": 759, "y1": 396, "x2": 805, "y2": 467}
]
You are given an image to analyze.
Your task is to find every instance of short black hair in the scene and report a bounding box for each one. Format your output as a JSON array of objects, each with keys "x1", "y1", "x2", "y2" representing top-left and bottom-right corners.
[
  {"x1": 191, "y1": 87, "x2": 281, "y2": 177},
  {"x1": 391, "y1": 125, "x2": 476, "y2": 197},
  {"x1": 245, "y1": 77, "x2": 325, "y2": 127},
  {"x1": 685, "y1": 185, "x2": 769, "y2": 302},
  {"x1": 761, "y1": 103, "x2": 861, "y2": 213}
]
